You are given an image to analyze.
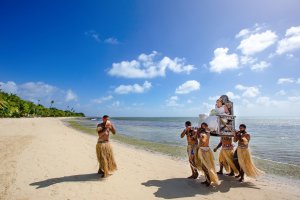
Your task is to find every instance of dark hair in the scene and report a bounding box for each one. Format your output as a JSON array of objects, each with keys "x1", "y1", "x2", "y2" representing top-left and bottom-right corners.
[
  {"x1": 185, "y1": 121, "x2": 192, "y2": 126},
  {"x1": 220, "y1": 95, "x2": 229, "y2": 104},
  {"x1": 102, "y1": 115, "x2": 109, "y2": 119},
  {"x1": 239, "y1": 124, "x2": 246, "y2": 129},
  {"x1": 201, "y1": 122, "x2": 208, "y2": 127}
]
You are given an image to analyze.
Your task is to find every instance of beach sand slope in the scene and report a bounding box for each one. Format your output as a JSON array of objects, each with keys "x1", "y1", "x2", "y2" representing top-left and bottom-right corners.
[{"x1": 0, "y1": 118, "x2": 299, "y2": 200}]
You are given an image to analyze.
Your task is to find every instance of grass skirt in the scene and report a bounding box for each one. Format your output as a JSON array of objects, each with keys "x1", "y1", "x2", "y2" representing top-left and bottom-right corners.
[
  {"x1": 219, "y1": 148, "x2": 239, "y2": 174},
  {"x1": 237, "y1": 147, "x2": 263, "y2": 178},
  {"x1": 195, "y1": 147, "x2": 219, "y2": 184},
  {"x1": 96, "y1": 142, "x2": 117, "y2": 176}
]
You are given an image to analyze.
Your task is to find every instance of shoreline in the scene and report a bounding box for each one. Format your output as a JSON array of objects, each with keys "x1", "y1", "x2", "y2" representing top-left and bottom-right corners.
[
  {"x1": 1, "y1": 118, "x2": 300, "y2": 200},
  {"x1": 64, "y1": 119, "x2": 300, "y2": 187},
  {"x1": 65, "y1": 119, "x2": 300, "y2": 181}
]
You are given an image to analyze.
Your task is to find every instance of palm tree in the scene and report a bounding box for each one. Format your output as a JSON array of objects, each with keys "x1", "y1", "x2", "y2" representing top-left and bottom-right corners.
[
  {"x1": 0, "y1": 91, "x2": 85, "y2": 118},
  {"x1": 0, "y1": 98, "x2": 7, "y2": 109},
  {"x1": 50, "y1": 100, "x2": 54, "y2": 108},
  {"x1": 0, "y1": 87, "x2": 7, "y2": 109}
]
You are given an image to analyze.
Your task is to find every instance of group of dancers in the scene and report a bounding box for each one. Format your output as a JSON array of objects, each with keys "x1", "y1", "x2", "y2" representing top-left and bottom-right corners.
[
  {"x1": 95, "y1": 104, "x2": 263, "y2": 187},
  {"x1": 181, "y1": 121, "x2": 263, "y2": 186}
]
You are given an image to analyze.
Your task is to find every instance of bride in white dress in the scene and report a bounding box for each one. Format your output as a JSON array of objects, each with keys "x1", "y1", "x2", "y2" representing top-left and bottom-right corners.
[{"x1": 201, "y1": 98, "x2": 230, "y2": 131}]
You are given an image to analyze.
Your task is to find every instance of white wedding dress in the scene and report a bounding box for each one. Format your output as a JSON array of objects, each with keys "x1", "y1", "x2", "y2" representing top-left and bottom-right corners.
[{"x1": 199, "y1": 105, "x2": 228, "y2": 131}]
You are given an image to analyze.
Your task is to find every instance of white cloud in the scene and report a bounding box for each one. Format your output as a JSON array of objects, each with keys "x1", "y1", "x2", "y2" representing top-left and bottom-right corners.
[
  {"x1": 277, "y1": 78, "x2": 295, "y2": 84},
  {"x1": 138, "y1": 51, "x2": 157, "y2": 62},
  {"x1": 85, "y1": 30, "x2": 119, "y2": 45},
  {"x1": 287, "y1": 54, "x2": 294, "y2": 59},
  {"x1": 0, "y1": 81, "x2": 78, "y2": 106},
  {"x1": 235, "y1": 29, "x2": 250, "y2": 38},
  {"x1": 18, "y1": 82, "x2": 58, "y2": 99},
  {"x1": 237, "y1": 30, "x2": 278, "y2": 55},
  {"x1": 112, "y1": 101, "x2": 120, "y2": 107},
  {"x1": 276, "y1": 90, "x2": 286, "y2": 96},
  {"x1": 276, "y1": 26, "x2": 300, "y2": 54},
  {"x1": 161, "y1": 57, "x2": 195, "y2": 74},
  {"x1": 166, "y1": 96, "x2": 181, "y2": 107},
  {"x1": 235, "y1": 84, "x2": 260, "y2": 98},
  {"x1": 187, "y1": 99, "x2": 193, "y2": 104},
  {"x1": 234, "y1": 96, "x2": 300, "y2": 116},
  {"x1": 209, "y1": 48, "x2": 239, "y2": 73},
  {"x1": 256, "y1": 96, "x2": 279, "y2": 106},
  {"x1": 175, "y1": 80, "x2": 200, "y2": 94},
  {"x1": 0, "y1": 81, "x2": 18, "y2": 94},
  {"x1": 114, "y1": 81, "x2": 152, "y2": 94},
  {"x1": 108, "y1": 51, "x2": 196, "y2": 78},
  {"x1": 208, "y1": 95, "x2": 220, "y2": 101},
  {"x1": 268, "y1": 53, "x2": 275, "y2": 59},
  {"x1": 297, "y1": 78, "x2": 300, "y2": 84},
  {"x1": 240, "y1": 56, "x2": 257, "y2": 65},
  {"x1": 226, "y1": 91, "x2": 240, "y2": 100},
  {"x1": 209, "y1": 92, "x2": 240, "y2": 102},
  {"x1": 92, "y1": 95, "x2": 113, "y2": 104},
  {"x1": 102, "y1": 95, "x2": 113, "y2": 101},
  {"x1": 85, "y1": 30, "x2": 101, "y2": 42},
  {"x1": 288, "y1": 96, "x2": 300, "y2": 101},
  {"x1": 240, "y1": 98, "x2": 255, "y2": 109},
  {"x1": 104, "y1": 37, "x2": 119, "y2": 45},
  {"x1": 65, "y1": 90, "x2": 78, "y2": 102},
  {"x1": 132, "y1": 102, "x2": 144, "y2": 106},
  {"x1": 256, "y1": 96, "x2": 270, "y2": 105},
  {"x1": 202, "y1": 102, "x2": 215, "y2": 111},
  {"x1": 250, "y1": 61, "x2": 270, "y2": 72}
]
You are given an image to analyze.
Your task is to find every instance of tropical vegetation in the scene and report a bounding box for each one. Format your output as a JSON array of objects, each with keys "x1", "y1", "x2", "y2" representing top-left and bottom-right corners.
[{"x1": 0, "y1": 91, "x2": 85, "y2": 118}]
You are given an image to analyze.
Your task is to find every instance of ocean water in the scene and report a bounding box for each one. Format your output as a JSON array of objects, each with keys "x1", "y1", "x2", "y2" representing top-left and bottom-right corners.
[{"x1": 77, "y1": 116, "x2": 300, "y2": 166}]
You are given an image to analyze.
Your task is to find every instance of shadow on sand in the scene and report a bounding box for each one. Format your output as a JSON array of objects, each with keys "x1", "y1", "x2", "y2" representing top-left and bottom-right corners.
[
  {"x1": 142, "y1": 175, "x2": 260, "y2": 199},
  {"x1": 30, "y1": 173, "x2": 103, "y2": 189}
]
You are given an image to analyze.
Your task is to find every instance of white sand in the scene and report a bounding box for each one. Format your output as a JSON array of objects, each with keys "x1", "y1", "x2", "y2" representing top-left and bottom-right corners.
[{"x1": 0, "y1": 118, "x2": 299, "y2": 200}]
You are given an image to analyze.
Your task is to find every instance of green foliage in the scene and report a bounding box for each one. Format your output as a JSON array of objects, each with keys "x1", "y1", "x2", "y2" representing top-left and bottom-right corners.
[
  {"x1": 0, "y1": 97, "x2": 8, "y2": 109},
  {"x1": 0, "y1": 91, "x2": 85, "y2": 118}
]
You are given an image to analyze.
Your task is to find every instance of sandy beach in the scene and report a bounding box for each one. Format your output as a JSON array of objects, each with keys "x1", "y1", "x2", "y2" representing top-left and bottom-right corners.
[{"x1": 0, "y1": 118, "x2": 299, "y2": 200}]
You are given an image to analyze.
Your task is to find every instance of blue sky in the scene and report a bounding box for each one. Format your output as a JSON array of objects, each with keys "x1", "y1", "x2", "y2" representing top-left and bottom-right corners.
[{"x1": 1, "y1": 0, "x2": 300, "y2": 117}]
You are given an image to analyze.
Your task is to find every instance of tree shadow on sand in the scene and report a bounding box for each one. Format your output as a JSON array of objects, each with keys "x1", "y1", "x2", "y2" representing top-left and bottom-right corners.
[
  {"x1": 142, "y1": 175, "x2": 260, "y2": 199},
  {"x1": 30, "y1": 173, "x2": 104, "y2": 189}
]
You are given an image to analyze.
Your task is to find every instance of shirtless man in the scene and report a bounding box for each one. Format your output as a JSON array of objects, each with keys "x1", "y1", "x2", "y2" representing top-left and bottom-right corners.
[
  {"x1": 214, "y1": 134, "x2": 239, "y2": 176},
  {"x1": 180, "y1": 121, "x2": 198, "y2": 179},
  {"x1": 96, "y1": 115, "x2": 117, "y2": 178},
  {"x1": 233, "y1": 124, "x2": 263, "y2": 182},
  {"x1": 195, "y1": 123, "x2": 219, "y2": 186}
]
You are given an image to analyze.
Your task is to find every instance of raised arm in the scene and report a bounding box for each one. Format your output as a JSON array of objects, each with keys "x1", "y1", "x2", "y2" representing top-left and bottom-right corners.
[
  {"x1": 214, "y1": 138, "x2": 222, "y2": 152},
  {"x1": 110, "y1": 124, "x2": 116, "y2": 135},
  {"x1": 180, "y1": 128, "x2": 187, "y2": 138},
  {"x1": 245, "y1": 133, "x2": 250, "y2": 142},
  {"x1": 233, "y1": 131, "x2": 239, "y2": 142}
]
